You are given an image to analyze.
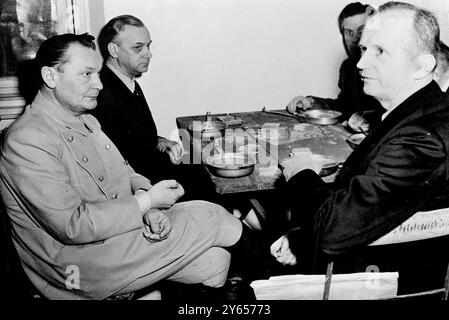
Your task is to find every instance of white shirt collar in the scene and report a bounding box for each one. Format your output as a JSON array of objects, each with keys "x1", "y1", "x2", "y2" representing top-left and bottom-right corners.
[{"x1": 381, "y1": 108, "x2": 394, "y2": 122}]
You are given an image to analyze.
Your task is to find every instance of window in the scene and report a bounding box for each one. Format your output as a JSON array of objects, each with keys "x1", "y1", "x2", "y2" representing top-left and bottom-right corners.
[{"x1": 0, "y1": 0, "x2": 97, "y2": 129}]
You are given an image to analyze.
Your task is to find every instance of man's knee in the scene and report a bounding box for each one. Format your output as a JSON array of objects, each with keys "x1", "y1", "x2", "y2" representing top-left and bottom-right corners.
[
  {"x1": 193, "y1": 201, "x2": 242, "y2": 246},
  {"x1": 200, "y1": 247, "x2": 232, "y2": 288}
]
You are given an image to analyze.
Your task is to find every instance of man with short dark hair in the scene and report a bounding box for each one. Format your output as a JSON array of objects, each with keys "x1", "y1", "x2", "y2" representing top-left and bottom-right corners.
[
  {"x1": 273, "y1": 2, "x2": 449, "y2": 294},
  {"x1": 286, "y1": 2, "x2": 382, "y2": 121},
  {"x1": 0, "y1": 33, "x2": 255, "y2": 300}
]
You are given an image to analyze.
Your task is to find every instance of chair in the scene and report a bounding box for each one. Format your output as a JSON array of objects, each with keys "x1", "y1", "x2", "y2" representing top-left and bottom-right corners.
[{"x1": 323, "y1": 208, "x2": 449, "y2": 300}]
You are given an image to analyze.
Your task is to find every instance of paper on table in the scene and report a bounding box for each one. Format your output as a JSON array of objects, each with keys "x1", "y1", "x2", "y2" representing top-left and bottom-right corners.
[
  {"x1": 289, "y1": 147, "x2": 312, "y2": 157},
  {"x1": 250, "y1": 272, "x2": 398, "y2": 300},
  {"x1": 262, "y1": 122, "x2": 281, "y2": 128},
  {"x1": 258, "y1": 165, "x2": 282, "y2": 177},
  {"x1": 293, "y1": 123, "x2": 312, "y2": 131}
]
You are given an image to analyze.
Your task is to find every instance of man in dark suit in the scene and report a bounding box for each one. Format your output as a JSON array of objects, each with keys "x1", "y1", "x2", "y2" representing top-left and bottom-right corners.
[
  {"x1": 91, "y1": 15, "x2": 215, "y2": 201},
  {"x1": 272, "y1": 2, "x2": 449, "y2": 294}
]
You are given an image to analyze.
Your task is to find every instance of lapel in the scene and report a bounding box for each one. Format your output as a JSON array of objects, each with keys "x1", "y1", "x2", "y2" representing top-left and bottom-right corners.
[
  {"x1": 100, "y1": 67, "x2": 153, "y2": 117},
  {"x1": 98, "y1": 66, "x2": 159, "y2": 148},
  {"x1": 100, "y1": 66, "x2": 136, "y2": 105}
]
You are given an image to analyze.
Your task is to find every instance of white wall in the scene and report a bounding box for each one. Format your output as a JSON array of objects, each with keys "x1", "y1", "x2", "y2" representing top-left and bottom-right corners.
[{"x1": 101, "y1": 0, "x2": 449, "y2": 138}]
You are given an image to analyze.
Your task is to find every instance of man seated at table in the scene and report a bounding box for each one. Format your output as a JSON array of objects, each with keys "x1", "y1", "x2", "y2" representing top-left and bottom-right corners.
[
  {"x1": 271, "y1": 1, "x2": 449, "y2": 294},
  {"x1": 285, "y1": 2, "x2": 383, "y2": 120},
  {"x1": 91, "y1": 15, "x2": 215, "y2": 202},
  {"x1": 0, "y1": 33, "x2": 266, "y2": 300}
]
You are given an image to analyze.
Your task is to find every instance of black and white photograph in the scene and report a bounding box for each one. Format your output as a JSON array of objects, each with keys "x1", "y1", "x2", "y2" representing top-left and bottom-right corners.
[{"x1": 0, "y1": 0, "x2": 448, "y2": 310}]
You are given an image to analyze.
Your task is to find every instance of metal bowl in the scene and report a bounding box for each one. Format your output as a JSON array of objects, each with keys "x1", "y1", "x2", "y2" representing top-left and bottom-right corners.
[
  {"x1": 297, "y1": 109, "x2": 342, "y2": 125},
  {"x1": 205, "y1": 153, "x2": 256, "y2": 178},
  {"x1": 347, "y1": 133, "x2": 366, "y2": 150},
  {"x1": 189, "y1": 121, "x2": 227, "y2": 139}
]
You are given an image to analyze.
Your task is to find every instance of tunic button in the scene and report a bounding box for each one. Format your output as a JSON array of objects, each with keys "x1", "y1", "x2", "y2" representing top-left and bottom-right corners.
[
  {"x1": 99, "y1": 176, "x2": 104, "y2": 182},
  {"x1": 105, "y1": 144, "x2": 111, "y2": 150},
  {"x1": 68, "y1": 136, "x2": 74, "y2": 142},
  {"x1": 112, "y1": 194, "x2": 118, "y2": 199},
  {"x1": 82, "y1": 156, "x2": 88, "y2": 162}
]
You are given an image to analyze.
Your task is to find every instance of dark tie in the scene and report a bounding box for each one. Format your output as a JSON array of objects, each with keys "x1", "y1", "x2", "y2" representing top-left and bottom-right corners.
[{"x1": 133, "y1": 81, "x2": 142, "y2": 96}]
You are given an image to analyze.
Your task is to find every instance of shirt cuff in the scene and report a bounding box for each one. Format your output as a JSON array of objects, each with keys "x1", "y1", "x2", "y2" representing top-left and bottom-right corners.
[{"x1": 134, "y1": 191, "x2": 151, "y2": 213}]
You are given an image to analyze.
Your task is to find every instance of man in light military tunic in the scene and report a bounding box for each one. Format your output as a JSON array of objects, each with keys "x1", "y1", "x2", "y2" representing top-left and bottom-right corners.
[{"x1": 0, "y1": 33, "x2": 254, "y2": 300}]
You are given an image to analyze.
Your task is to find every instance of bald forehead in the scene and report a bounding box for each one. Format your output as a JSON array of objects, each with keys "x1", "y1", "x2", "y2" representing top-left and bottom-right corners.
[
  {"x1": 362, "y1": 11, "x2": 416, "y2": 52},
  {"x1": 365, "y1": 10, "x2": 414, "y2": 33}
]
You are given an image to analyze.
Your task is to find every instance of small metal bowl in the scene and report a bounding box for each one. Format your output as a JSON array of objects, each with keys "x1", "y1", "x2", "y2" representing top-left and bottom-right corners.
[
  {"x1": 205, "y1": 153, "x2": 256, "y2": 178},
  {"x1": 347, "y1": 133, "x2": 366, "y2": 150},
  {"x1": 189, "y1": 121, "x2": 227, "y2": 139},
  {"x1": 297, "y1": 109, "x2": 342, "y2": 125}
]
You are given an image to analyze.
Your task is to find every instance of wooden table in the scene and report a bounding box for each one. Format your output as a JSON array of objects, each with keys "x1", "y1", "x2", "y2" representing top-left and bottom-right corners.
[{"x1": 176, "y1": 109, "x2": 354, "y2": 195}]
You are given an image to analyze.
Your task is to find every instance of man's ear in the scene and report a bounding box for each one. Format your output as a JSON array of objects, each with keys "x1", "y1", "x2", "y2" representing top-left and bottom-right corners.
[
  {"x1": 41, "y1": 66, "x2": 57, "y2": 88},
  {"x1": 366, "y1": 5, "x2": 376, "y2": 16},
  {"x1": 414, "y1": 53, "x2": 436, "y2": 79},
  {"x1": 108, "y1": 42, "x2": 118, "y2": 59}
]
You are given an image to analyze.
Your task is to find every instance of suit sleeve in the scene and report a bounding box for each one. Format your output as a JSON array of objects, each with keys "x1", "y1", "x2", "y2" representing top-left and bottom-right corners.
[
  {"x1": 93, "y1": 91, "x2": 136, "y2": 165},
  {"x1": 1, "y1": 127, "x2": 144, "y2": 245},
  {"x1": 287, "y1": 124, "x2": 447, "y2": 256}
]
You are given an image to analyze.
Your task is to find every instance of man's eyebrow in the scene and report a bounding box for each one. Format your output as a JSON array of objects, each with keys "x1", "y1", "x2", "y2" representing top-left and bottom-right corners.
[
  {"x1": 134, "y1": 40, "x2": 152, "y2": 45},
  {"x1": 82, "y1": 66, "x2": 99, "y2": 72}
]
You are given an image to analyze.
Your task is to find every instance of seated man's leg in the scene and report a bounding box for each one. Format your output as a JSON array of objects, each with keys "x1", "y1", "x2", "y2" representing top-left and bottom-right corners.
[
  {"x1": 111, "y1": 248, "x2": 230, "y2": 300},
  {"x1": 167, "y1": 247, "x2": 231, "y2": 287},
  {"x1": 112, "y1": 201, "x2": 242, "y2": 297}
]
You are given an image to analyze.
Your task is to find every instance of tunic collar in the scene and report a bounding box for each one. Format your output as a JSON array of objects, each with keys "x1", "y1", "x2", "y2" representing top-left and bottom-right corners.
[{"x1": 31, "y1": 91, "x2": 91, "y2": 136}]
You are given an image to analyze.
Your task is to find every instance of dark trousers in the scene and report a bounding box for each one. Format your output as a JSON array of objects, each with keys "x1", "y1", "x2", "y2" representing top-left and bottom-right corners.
[{"x1": 149, "y1": 152, "x2": 218, "y2": 203}]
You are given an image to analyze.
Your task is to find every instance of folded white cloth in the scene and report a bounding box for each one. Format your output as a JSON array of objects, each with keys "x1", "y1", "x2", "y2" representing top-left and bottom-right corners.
[{"x1": 251, "y1": 272, "x2": 398, "y2": 300}]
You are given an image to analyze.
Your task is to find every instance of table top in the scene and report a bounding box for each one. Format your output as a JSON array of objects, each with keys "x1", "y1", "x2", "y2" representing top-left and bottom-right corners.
[{"x1": 176, "y1": 109, "x2": 354, "y2": 194}]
